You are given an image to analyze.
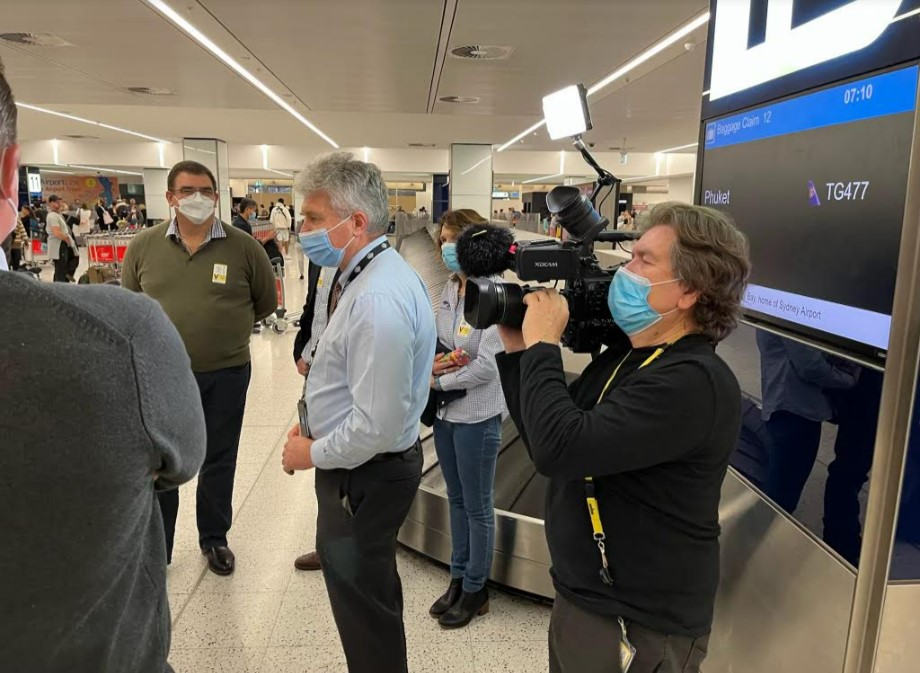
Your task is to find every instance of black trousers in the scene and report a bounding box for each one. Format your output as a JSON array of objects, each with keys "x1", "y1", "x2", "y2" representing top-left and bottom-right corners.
[
  {"x1": 158, "y1": 362, "x2": 251, "y2": 559},
  {"x1": 315, "y1": 443, "x2": 422, "y2": 673},
  {"x1": 549, "y1": 592, "x2": 709, "y2": 673},
  {"x1": 764, "y1": 411, "x2": 823, "y2": 514},
  {"x1": 52, "y1": 256, "x2": 69, "y2": 282},
  {"x1": 10, "y1": 248, "x2": 22, "y2": 270}
]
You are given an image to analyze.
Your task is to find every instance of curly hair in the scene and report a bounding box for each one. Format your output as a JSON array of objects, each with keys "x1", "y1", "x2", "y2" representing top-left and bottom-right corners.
[{"x1": 641, "y1": 202, "x2": 751, "y2": 342}]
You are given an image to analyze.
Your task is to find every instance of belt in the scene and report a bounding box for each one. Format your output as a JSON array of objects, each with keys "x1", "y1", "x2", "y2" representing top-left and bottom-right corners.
[{"x1": 367, "y1": 438, "x2": 421, "y2": 463}]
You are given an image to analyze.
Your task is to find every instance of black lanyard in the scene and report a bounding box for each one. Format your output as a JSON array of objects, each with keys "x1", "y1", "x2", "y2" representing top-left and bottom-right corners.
[
  {"x1": 309, "y1": 240, "x2": 390, "y2": 360},
  {"x1": 341, "y1": 239, "x2": 390, "y2": 291}
]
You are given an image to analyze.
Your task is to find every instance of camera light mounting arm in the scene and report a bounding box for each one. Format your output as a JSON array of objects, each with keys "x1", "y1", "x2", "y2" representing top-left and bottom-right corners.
[{"x1": 573, "y1": 136, "x2": 620, "y2": 208}]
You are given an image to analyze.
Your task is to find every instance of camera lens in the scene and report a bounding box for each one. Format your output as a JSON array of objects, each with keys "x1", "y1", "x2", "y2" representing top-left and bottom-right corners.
[
  {"x1": 546, "y1": 185, "x2": 604, "y2": 240},
  {"x1": 465, "y1": 278, "x2": 527, "y2": 329}
]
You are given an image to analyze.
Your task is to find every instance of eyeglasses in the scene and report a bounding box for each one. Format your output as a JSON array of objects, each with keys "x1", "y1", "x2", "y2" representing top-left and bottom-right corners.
[{"x1": 175, "y1": 187, "x2": 216, "y2": 198}]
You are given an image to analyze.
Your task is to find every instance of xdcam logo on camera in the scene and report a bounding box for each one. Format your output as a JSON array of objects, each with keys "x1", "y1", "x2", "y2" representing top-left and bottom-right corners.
[{"x1": 709, "y1": 0, "x2": 904, "y2": 101}]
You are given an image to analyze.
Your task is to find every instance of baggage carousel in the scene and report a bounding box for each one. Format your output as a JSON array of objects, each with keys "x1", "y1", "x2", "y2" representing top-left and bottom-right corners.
[{"x1": 394, "y1": 225, "x2": 555, "y2": 598}]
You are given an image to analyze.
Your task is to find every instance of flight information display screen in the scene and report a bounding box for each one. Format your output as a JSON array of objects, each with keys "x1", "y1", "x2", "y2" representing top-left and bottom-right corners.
[{"x1": 698, "y1": 64, "x2": 919, "y2": 358}]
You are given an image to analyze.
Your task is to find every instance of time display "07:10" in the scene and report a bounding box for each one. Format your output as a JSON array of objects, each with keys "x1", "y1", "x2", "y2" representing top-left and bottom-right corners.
[{"x1": 844, "y1": 84, "x2": 874, "y2": 104}]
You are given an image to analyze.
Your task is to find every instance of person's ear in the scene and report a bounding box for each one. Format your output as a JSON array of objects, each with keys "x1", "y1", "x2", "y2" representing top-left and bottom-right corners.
[
  {"x1": 676, "y1": 287, "x2": 700, "y2": 311},
  {"x1": 1, "y1": 143, "x2": 20, "y2": 202},
  {"x1": 351, "y1": 211, "x2": 370, "y2": 236}
]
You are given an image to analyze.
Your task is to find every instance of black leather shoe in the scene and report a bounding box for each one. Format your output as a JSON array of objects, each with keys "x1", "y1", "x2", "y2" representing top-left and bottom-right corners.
[
  {"x1": 438, "y1": 587, "x2": 489, "y2": 628},
  {"x1": 294, "y1": 550, "x2": 322, "y2": 571},
  {"x1": 202, "y1": 546, "x2": 235, "y2": 576},
  {"x1": 429, "y1": 578, "x2": 463, "y2": 618}
]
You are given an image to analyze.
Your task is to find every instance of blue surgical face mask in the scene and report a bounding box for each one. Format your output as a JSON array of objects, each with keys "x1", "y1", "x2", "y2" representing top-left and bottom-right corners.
[
  {"x1": 608, "y1": 266, "x2": 680, "y2": 336},
  {"x1": 248, "y1": 211, "x2": 256, "y2": 222},
  {"x1": 441, "y1": 242, "x2": 462, "y2": 273},
  {"x1": 299, "y1": 214, "x2": 354, "y2": 268}
]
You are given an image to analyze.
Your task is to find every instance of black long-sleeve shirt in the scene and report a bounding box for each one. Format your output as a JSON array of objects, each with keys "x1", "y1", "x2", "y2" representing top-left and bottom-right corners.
[{"x1": 496, "y1": 334, "x2": 742, "y2": 637}]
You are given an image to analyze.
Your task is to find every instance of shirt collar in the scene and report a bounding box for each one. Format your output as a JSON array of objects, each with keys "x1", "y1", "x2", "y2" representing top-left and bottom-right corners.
[
  {"x1": 0, "y1": 251, "x2": 8, "y2": 271},
  {"x1": 339, "y1": 235, "x2": 387, "y2": 288},
  {"x1": 166, "y1": 217, "x2": 226, "y2": 243}
]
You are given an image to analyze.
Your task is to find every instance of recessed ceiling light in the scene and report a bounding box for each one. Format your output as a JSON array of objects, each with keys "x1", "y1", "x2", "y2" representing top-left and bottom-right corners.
[
  {"x1": 450, "y1": 45, "x2": 514, "y2": 61},
  {"x1": 439, "y1": 96, "x2": 480, "y2": 104},
  {"x1": 0, "y1": 32, "x2": 74, "y2": 47},
  {"x1": 127, "y1": 86, "x2": 175, "y2": 96}
]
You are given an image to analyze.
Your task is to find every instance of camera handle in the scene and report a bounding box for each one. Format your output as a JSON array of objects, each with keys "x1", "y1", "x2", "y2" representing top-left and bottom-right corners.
[{"x1": 573, "y1": 136, "x2": 621, "y2": 217}]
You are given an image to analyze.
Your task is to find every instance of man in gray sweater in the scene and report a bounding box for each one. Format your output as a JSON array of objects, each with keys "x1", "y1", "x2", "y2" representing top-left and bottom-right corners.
[{"x1": 0, "y1": 58, "x2": 206, "y2": 673}]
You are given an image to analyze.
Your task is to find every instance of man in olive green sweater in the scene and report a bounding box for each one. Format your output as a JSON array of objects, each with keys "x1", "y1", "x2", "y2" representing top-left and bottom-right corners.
[{"x1": 122, "y1": 160, "x2": 277, "y2": 575}]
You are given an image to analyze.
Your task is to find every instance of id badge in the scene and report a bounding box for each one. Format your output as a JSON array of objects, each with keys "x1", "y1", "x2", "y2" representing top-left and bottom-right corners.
[
  {"x1": 618, "y1": 617, "x2": 636, "y2": 673},
  {"x1": 212, "y1": 263, "x2": 228, "y2": 284}
]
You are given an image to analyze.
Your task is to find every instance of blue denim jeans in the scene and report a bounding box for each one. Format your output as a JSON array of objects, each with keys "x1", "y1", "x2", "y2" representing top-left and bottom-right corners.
[{"x1": 433, "y1": 415, "x2": 502, "y2": 592}]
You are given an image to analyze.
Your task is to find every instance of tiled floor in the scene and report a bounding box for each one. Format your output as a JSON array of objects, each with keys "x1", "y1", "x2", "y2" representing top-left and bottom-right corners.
[{"x1": 34, "y1": 246, "x2": 553, "y2": 672}]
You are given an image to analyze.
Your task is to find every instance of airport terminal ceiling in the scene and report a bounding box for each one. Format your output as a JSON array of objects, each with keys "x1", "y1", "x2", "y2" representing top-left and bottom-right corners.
[{"x1": 2, "y1": 0, "x2": 711, "y2": 157}]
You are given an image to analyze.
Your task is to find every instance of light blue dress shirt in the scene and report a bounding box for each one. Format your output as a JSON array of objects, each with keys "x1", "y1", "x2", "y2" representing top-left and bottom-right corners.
[{"x1": 307, "y1": 236, "x2": 437, "y2": 470}]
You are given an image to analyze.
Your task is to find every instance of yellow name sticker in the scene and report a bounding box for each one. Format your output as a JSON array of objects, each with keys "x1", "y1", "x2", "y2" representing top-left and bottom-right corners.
[{"x1": 212, "y1": 263, "x2": 228, "y2": 284}]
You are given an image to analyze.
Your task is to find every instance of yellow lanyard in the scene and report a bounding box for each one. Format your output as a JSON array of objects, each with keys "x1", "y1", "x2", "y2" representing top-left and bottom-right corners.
[{"x1": 585, "y1": 345, "x2": 666, "y2": 586}]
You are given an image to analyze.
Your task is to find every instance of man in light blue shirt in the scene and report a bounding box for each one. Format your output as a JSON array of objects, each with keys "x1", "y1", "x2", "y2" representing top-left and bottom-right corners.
[{"x1": 281, "y1": 152, "x2": 435, "y2": 673}]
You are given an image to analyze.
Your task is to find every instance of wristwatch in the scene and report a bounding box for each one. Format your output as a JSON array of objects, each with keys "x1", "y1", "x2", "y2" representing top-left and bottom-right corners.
[{"x1": 433, "y1": 376, "x2": 443, "y2": 391}]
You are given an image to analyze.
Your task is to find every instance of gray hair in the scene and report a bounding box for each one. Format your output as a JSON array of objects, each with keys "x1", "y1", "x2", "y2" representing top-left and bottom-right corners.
[
  {"x1": 641, "y1": 201, "x2": 751, "y2": 342},
  {"x1": 295, "y1": 152, "x2": 389, "y2": 234}
]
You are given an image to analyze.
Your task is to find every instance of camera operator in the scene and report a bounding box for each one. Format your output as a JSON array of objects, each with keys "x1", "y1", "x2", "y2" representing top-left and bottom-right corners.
[{"x1": 495, "y1": 202, "x2": 750, "y2": 673}]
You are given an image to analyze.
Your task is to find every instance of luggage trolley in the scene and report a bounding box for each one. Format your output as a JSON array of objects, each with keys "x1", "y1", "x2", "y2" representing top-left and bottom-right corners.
[
  {"x1": 261, "y1": 257, "x2": 290, "y2": 334},
  {"x1": 28, "y1": 232, "x2": 49, "y2": 265}
]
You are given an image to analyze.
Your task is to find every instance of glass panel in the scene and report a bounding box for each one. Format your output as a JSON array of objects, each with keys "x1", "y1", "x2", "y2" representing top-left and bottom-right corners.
[
  {"x1": 890, "y1": 384, "x2": 920, "y2": 579},
  {"x1": 718, "y1": 323, "x2": 884, "y2": 568}
]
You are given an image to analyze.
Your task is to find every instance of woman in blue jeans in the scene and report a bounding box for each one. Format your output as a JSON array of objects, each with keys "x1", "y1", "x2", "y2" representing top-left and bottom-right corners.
[{"x1": 429, "y1": 210, "x2": 507, "y2": 629}]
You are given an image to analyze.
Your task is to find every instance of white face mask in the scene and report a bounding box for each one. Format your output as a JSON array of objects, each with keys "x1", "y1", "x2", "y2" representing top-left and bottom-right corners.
[
  {"x1": 0, "y1": 147, "x2": 17, "y2": 243},
  {"x1": 176, "y1": 192, "x2": 216, "y2": 225}
]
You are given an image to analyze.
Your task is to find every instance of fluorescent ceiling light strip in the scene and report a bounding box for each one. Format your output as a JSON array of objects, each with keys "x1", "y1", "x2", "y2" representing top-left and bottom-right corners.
[
  {"x1": 42, "y1": 169, "x2": 75, "y2": 175},
  {"x1": 523, "y1": 172, "x2": 562, "y2": 184},
  {"x1": 497, "y1": 120, "x2": 546, "y2": 152},
  {"x1": 184, "y1": 145, "x2": 217, "y2": 155},
  {"x1": 461, "y1": 155, "x2": 492, "y2": 175},
  {"x1": 498, "y1": 11, "x2": 710, "y2": 151},
  {"x1": 267, "y1": 169, "x2": 293, "y2": 178},
  {"x1": 657, "y1": 142, "x2": 698, "y2": 153},
  {"x1": 146, "y1": 0, "x2": 338, "y2": 148},
  {"x1": 587, "y1": 12, "x2": 710, "y2": 95},
  {"x1": 893, "y1": 7, "x2": 920, "y2": 22},
  {"x1": 68, "y1": 164, "x2": 144, "y2": 176},
  {"x1": 16, "y1": 102, "x2": 169, "y2": 143}
]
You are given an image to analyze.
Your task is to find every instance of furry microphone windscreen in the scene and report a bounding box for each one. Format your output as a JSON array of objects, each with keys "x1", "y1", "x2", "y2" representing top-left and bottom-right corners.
[{"x1": 455, "y1": 224, "x2": 515, "y2": 278}]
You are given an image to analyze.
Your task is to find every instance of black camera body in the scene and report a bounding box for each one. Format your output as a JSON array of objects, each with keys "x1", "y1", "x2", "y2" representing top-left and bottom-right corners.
[{"x1": 462, "y1": 185, "x2": 637, "y2": 353}]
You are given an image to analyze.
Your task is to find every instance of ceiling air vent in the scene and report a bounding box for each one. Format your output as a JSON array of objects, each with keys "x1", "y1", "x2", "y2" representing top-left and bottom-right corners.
[
  {"x1": 450, "y1": 45, "x2": 514, "y2": 61},
  {"x1": 127, "y1": 86, "x2": 175, "y2": 96},
  {"x1": 439, "y1": 96, "x2": 480, "y2": 104},
  {"x1": 408, "y1": 143, "x2": 437, "y2": 148},
  {"x1": 0, "y1": 33, "x2": 74, "y2": 47},
  {"x1": 62, "y1": 134, "x2": 99, "y2": 140}
]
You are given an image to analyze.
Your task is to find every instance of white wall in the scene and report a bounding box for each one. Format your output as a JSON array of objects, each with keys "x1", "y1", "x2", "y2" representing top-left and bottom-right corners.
[{"x1": 668, "y1": 175, "x2": 694, "y2": 203}]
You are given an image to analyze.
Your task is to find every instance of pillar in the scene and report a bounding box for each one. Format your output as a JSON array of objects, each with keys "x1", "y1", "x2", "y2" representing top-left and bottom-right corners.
[
  {"x1": 182, "y1": 138, "x2": 231, "y2": 222},
  {"x1": 449, "y1": 144, "x2": 493, "y2": 218},
  {"x1": 143, "y1": 168, "x2": 169, "y2": 223}
]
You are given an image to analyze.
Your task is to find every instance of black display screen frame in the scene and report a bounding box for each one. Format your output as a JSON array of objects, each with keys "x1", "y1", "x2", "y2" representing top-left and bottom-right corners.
[{"x1": 695, "y1": 60, "x2": 920, "y2": 367}]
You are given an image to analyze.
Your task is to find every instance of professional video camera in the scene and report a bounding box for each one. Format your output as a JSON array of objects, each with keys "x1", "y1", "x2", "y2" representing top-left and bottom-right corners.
[{"x1": 462, "y1": 84, "x2": 637, "y2": 353}]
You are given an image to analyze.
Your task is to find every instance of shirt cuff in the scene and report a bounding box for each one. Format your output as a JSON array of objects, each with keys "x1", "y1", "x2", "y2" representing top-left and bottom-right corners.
[
  {"x1": 310, "y1": 436, "x2": 330, "y2": 470},
  {"x1": 437, "y1": 372, "x2": 459, "y2": 390}
]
